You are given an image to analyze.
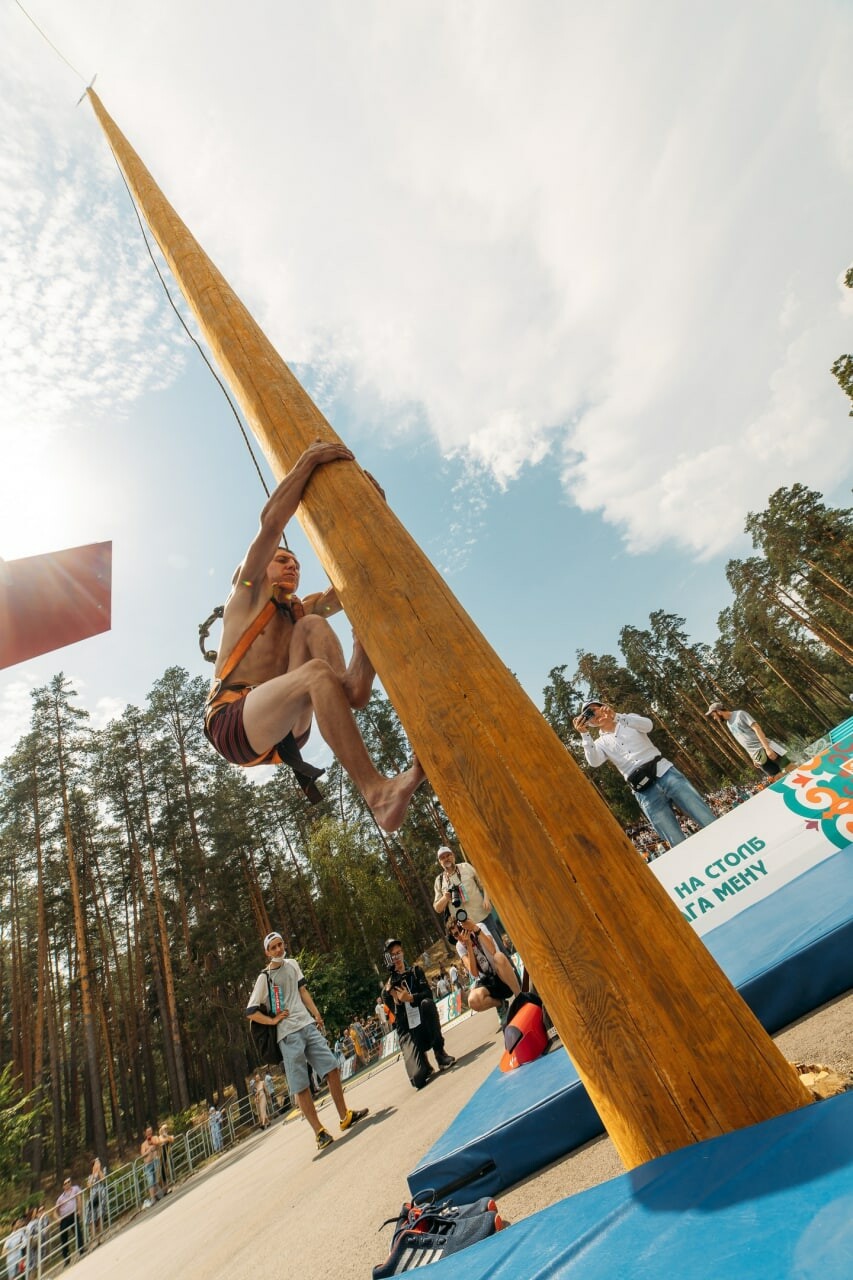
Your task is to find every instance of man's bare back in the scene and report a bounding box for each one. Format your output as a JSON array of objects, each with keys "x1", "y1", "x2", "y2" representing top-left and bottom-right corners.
[{"x1": 204, "y1": 440, "x2": 425, "y2": 832}]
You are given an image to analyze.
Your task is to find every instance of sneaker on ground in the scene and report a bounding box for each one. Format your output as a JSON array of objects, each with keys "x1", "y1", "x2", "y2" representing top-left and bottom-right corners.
[
  {"x1": 340, "y1": 1107, "x2": 369, "y2": 1131},
  {"x1": 316, "y1": 1128, "x2": 334, "y2": 1151},
  {"x1": 437, "y1": 1054, "x2": 456, "y2": 1070}
]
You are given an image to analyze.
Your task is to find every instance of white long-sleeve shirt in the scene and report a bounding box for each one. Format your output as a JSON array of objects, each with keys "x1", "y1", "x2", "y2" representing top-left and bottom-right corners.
[{"x1": 580, "y1": 713, "x2": 673, "y2": 781}]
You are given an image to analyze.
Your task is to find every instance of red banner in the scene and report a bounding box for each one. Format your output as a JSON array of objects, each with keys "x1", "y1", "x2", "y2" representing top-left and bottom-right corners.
[{"x1": 0, "y1": 542, "x2": 112, "y2": 669}]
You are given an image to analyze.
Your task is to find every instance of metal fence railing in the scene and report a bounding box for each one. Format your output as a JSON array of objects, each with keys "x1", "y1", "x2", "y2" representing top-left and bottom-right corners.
[
  {"x1": 12, "y1": 1030, "x2": 448, "y2": 1274},
  {"x1": 13, "y1": 1088, "x2": 275, "y2": 1278}
]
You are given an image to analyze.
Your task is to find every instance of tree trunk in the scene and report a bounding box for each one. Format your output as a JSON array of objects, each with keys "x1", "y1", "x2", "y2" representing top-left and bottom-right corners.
[
  {"x1": 54, "y1": 700, "x2": 108, "y2": 1160},
  {"x1": 130, "y1": 720, "x2": 191, "y2": 1110}
]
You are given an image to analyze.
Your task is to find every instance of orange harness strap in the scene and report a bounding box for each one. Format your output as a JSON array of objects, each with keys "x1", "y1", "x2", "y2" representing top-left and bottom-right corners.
[
  {"x1": 203, "y1": 596, "x2": 324, "y2": 804},
  {"x1": 214, "y1": 598, "x2": 277, "y2": 690}
]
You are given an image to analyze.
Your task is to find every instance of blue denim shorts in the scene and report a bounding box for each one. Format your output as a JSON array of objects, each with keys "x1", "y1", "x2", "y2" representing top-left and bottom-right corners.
[{"x1": 279, "y1": 1024, "x2": 339, "y2": 1094}]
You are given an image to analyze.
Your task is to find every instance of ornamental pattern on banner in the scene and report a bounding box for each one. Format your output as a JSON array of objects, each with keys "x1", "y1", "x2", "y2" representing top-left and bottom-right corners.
[{"x1": 773, "y1": 734, "x2": 853, "y2": 851}]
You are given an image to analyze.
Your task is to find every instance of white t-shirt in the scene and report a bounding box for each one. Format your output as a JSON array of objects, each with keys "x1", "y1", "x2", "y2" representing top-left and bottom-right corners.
[
  {"x1": 455, "y1": 922, "x2": 498, "y2": 976},
  {"x1": 246, "y1": 957, "x2": 314, "y2": 1041},
  {"x1": 725, "y1": 710, "x2": 785, "y2": 760},
  {"x1": 4, "y1": 1228, "x2": 26, "y2": 1268}
]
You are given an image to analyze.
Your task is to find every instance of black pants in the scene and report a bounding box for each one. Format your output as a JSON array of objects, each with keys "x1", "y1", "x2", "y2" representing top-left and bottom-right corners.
[
  {"x1": 60, "y1": 1213, "x2": 82, "y2": 1260},
  {"x1": 398, "y1": 999, "x2": 447, "y2": 1088}
]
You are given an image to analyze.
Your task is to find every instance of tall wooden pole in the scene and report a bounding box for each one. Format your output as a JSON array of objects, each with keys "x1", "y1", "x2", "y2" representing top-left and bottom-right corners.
[{"x1": 87, "y1": 90, "x2": 810, "y2": 1169}]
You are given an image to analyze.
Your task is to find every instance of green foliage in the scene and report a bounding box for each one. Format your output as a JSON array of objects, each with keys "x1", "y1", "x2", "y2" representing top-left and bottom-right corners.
[
  {"x1": 831, "y1": 354, "x2": 853, "y2": 415},
  {"x1": 542, "y1": 485, "x2": 853, "y2": 824},
  {"x1": 166, "y1": 1108, "x2": 197, "y2": 1137},
  {"x1": 833, "y1": 267, "x2": 853, "y2": 415},
  {"x1": 0, "y1": 1066, "x2": 47, "y2": 1208},
  {"x1": 295, "y1": 948, "x2": 380, "y2": 1035},
  {"x1": 0, "y1": 484, "x2": 849, "y2": 1180}
]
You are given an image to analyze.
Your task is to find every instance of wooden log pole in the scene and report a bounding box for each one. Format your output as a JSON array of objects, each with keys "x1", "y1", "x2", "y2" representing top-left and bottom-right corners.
[{"x1": 87, "y1": 90, "x2": 811, "y2": 1168}]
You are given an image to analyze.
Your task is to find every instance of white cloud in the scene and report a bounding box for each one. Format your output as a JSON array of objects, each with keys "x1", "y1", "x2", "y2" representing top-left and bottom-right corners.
[
  {"x1": 3, "y1": 0, "x2": 852, "y2": 562},
  {"x1": 0, "y1": 32, "x2": 187, "y2": 557},
  {"x1": 90, "y1": 695, "x2": 127, "y2": 731},
  {"x1": 0, "y1": 676, "x2": 36, "y2": 760}
]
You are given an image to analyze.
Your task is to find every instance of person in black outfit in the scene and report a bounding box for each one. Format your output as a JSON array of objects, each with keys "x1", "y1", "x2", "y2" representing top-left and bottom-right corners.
[{"x1": 383, "y1": 938, "x2": 455, "y2": 1089}]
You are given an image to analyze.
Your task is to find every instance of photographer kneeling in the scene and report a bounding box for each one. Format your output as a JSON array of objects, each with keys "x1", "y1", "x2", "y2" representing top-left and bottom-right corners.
[
  {"x1": 450, "y1": 916, "x2": 520, "y2": 1021},
  {"x1": 383, "y1": 938, "x2": 455, "y2": 1089}
]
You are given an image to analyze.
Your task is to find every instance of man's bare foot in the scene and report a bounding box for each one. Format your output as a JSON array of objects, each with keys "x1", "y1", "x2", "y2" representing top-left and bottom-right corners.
[
  {"x1": 342, "y1": 634, "x2": 375, "y2": 710},
  {"x1": 369, "y1": 758, "x2": 426, "y2": 833}
]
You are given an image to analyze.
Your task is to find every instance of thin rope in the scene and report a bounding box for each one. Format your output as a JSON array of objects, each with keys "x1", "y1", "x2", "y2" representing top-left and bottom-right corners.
[
  {"x1": 13, "y1": 0, "x2": 274, "y2": 503},
  {"x1": 13, "y1": 0, "x2": 87, "y2": 82},
  {"x1": 105, "y1": 145, "x2": 272, "y2": 500}
]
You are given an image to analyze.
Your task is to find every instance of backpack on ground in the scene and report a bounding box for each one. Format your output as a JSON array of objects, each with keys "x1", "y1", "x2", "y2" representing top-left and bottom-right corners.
[{"x1": 372, "y1": 1190, "x2": 505, "y2": 1277}]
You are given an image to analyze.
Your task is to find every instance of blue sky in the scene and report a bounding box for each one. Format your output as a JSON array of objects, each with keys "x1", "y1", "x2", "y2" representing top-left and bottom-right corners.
[{"x1": 1, "y1": 2, "x2": 851, "y2": 761}]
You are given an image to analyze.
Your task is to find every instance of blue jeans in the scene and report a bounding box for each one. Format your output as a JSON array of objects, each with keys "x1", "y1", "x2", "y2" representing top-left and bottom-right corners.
[{"x1": 635, "y1": 766, "x2": 716, "y2": 847}]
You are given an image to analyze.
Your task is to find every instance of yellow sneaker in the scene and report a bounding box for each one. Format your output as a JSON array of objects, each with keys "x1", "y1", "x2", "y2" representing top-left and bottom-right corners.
[{"x1": 339, "y1": 1107, "x2": 369, "y2": 1131}]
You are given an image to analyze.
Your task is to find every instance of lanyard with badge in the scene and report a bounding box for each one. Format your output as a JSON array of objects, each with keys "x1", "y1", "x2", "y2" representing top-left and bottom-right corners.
[{"x1": 398, "y1": 974, "x2": 421, "y2": 1028}]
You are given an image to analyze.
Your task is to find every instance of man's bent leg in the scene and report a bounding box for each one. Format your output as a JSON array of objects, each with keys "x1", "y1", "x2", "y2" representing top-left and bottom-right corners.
[
  {"x1": 637, "y1": 784, "x2": 686, "y2": 847},
  {"x1": 493, "y1": 952, "x2": 521, "y2": 996},
  {"x1": 657, "y1": 767, "x2": 716, "y2": 829},
  {"x1": 288, "y1": 615, "x2": 375, "y2": 713},
  {"x1": 481, "y1": 909, "x2": 513, "y2": 958},
  {"x1": 418, "y1": 998, "x2": 450, "y2": 1062},
  {"x1": 243, "y1": 660, "x2": 423, "y2": 833},
  {"x1": 468, "y1": 986, "x2": 501, "y2": 1012}
]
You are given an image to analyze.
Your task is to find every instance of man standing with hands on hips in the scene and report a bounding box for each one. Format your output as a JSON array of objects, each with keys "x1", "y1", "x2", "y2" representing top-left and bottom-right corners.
[{"x1": 246, "y1": 931, "x2": 368, "y2": 1151}]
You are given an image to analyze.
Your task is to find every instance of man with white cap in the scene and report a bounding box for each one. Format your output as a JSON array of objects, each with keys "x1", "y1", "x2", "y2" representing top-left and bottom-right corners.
[
  {"x1": 246, "y1": 931, "x2": 368, "y2": 1151},
  {"x1": 574, "y1": 701, "x2": 717, "y2": 849},
  {"x1": 433, "y1": 846, "x2": 511, "y2": 958}
]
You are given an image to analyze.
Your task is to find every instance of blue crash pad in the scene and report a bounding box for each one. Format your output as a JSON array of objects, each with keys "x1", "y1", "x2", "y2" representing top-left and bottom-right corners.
[
  {"x1": 408, "y1": 846, "x2": 853, "y2": 1203},
  {"x1": 434, "y1": 1090, "x2": 853, "y2": 1279}
]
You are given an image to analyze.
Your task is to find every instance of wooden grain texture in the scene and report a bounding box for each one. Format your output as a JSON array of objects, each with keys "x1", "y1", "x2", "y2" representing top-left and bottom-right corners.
[{"x1": 87, "y1": 90, "x2": 812, "y2": 1168}]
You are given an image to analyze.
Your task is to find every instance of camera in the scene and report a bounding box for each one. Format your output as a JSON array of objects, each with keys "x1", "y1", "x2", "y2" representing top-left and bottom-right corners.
[
  {"x1": 580, "y1": 705, "x2": 598, "y2": 723},
  {"x1": 446, "y1": 879, "x2": 468, "y2": 924}
]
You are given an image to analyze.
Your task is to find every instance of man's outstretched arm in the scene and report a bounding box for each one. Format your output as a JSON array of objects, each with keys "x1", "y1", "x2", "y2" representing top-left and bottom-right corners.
[{"x1": 239, "y1": 441, "x2": 354, "y2": 588}]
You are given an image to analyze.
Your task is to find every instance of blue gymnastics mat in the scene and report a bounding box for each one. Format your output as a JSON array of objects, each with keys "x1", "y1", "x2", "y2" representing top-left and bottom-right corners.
[
  {"x1": 434, "y1": 1090, "x2": 853, "y2": 1279},
  {"x1": 408, "y1": 845, "x2": 853, "y2": 1203}
]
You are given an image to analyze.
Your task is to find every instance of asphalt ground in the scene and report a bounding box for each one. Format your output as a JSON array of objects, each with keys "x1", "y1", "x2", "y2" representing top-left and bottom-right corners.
[{"x1": 69, "y1": 991, "x2": 853, "y2": 1280}]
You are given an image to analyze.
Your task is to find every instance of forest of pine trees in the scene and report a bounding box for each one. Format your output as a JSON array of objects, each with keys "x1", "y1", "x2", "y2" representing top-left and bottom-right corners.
[{"x1": 0, "y1": 483, "x2": 850, "y2": 1201}]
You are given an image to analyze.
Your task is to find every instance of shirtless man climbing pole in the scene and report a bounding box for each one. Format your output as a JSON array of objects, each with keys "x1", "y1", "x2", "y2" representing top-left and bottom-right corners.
[{"x1": 204, "y1": 440, "x2": 424, "y2": 832}]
